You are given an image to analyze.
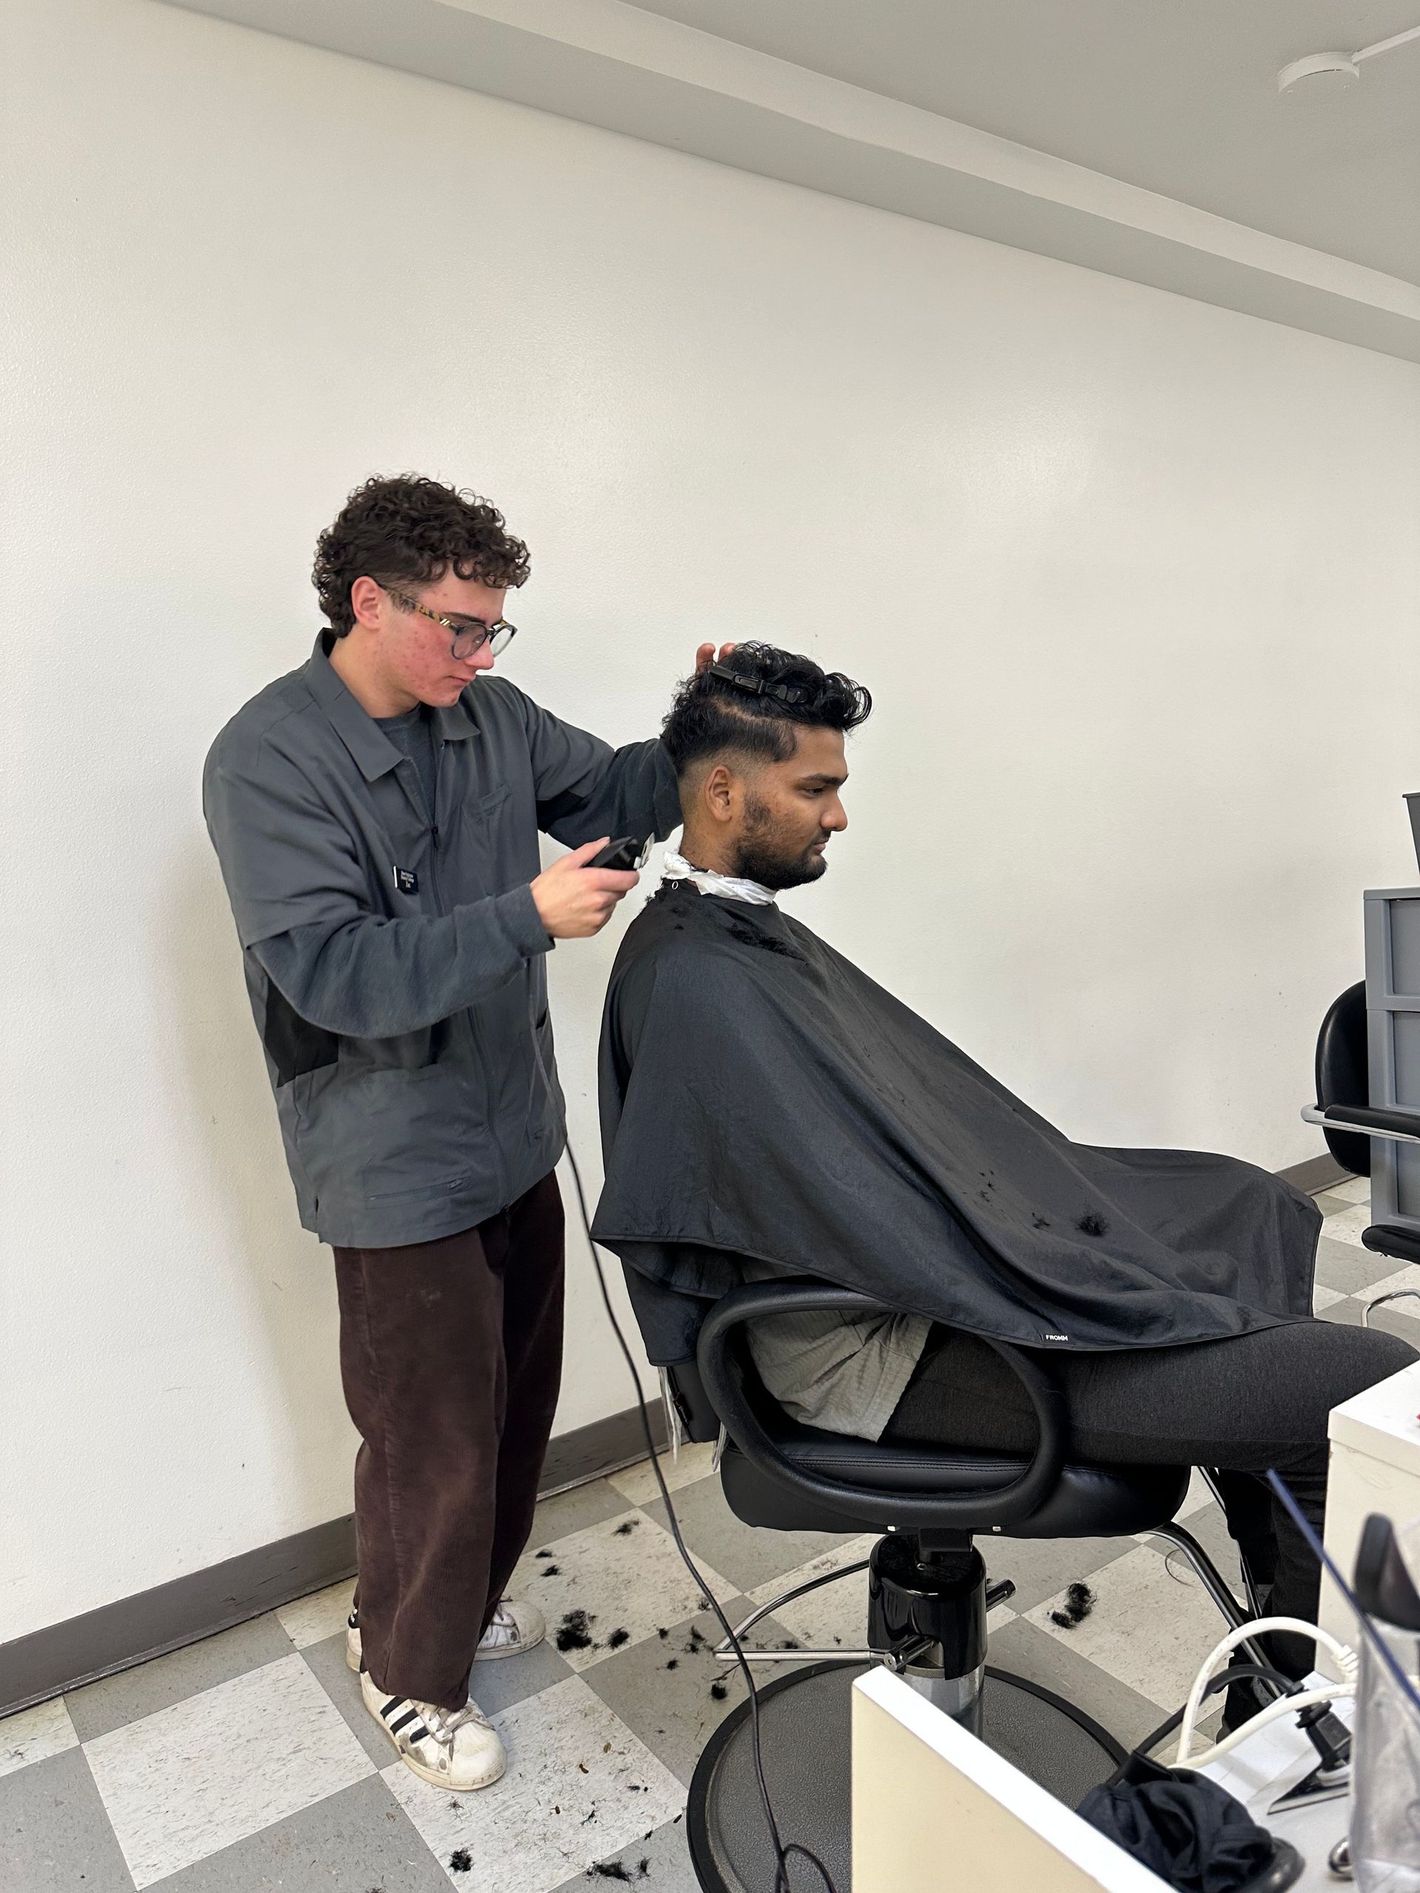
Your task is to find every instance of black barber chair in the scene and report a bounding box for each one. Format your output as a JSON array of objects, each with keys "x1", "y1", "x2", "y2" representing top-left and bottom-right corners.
[
  {"x1": 1309, "y1": 980, "x2": 1420, "y2": 1274},
  {"x1": 654, "y1": 1278, "x2": 1259, "y2": 1893}
]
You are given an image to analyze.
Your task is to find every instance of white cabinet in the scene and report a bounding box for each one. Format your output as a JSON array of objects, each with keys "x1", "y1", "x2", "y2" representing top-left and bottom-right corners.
[{"x1": 1321, "y1": 1358, "x2": 1420, "y2": 1670}]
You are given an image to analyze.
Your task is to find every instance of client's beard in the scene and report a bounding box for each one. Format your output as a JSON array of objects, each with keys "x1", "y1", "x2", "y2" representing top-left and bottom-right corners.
[{"x1": 733, "y1": 796, "x2": 828, "y2": 892}]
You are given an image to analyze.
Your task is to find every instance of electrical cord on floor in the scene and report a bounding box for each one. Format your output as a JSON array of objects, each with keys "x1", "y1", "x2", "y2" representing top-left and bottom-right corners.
[{"x1": 531, "y1": 1025, "x2": 839, "y2": 1893}]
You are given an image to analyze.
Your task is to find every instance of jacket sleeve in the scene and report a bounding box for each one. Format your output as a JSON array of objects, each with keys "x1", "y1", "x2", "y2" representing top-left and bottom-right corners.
[
  {"x1": 514, "y1": 689, "x2": 682, "y2": 848},
  {"x1": 203, "y1": 742, "x2": 550, "y2": 1038}
]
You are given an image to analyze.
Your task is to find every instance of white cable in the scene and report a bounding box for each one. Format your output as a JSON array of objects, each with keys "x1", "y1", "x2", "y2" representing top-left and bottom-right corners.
[
  {"x1": 1178, "y1": 1682, "x2": 1355, "y2": 1770},
  {"x1": 1174, "y1": 1616, "x2": 1358, "y2": 1767}
]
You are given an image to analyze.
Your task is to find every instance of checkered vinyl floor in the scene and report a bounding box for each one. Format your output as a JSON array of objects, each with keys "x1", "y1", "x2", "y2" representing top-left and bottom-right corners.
[{"x1": 4, "y1": 1180, "x2": 1412, "y2": 1892}]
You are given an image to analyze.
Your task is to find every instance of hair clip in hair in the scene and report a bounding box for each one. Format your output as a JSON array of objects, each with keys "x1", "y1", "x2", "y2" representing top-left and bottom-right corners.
[{"x1": 707, "y1": 662, "x2": 810, "y2": 708}]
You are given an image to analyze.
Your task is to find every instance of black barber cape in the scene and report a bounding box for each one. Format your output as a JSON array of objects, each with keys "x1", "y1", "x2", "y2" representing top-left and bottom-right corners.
[{"x1": 592, "y1": 880, "x2": 1319, "y2": 1365}]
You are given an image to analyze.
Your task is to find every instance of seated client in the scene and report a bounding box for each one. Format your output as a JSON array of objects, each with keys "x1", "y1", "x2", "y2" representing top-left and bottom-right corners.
[{"x1": 592, "y1": 643, "x2": 1415, "y2": 1686}]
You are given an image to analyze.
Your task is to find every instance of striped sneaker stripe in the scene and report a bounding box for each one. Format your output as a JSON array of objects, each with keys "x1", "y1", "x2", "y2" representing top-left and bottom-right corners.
[{"x1": 377, "y1": 1695, "x2": 432, "y2": 1745}]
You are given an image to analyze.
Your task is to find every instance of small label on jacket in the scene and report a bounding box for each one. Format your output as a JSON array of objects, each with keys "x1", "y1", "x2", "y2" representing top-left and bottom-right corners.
[
  {"x1": 393, "y1": 865, "x2": 419, "y2": 895},
  {"x1": 1042, "y1": 1331, "x2": 1070, "y2": 1343}
]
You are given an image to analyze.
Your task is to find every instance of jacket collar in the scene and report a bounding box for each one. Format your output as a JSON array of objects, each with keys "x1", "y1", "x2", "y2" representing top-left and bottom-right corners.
[{"x1": 305, "y1": 633, "x2": 480, "y2": 781}]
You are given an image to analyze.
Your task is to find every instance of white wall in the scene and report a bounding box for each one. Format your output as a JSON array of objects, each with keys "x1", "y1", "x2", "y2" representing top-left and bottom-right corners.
[{"x1": 3, "y1": 0, "x2": 1418, "y2": 1644}]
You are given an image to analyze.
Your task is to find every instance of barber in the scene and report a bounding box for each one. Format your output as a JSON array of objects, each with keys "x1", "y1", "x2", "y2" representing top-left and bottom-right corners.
[{"x1": 204, "y1": 474, "x2": 725, "y2": 1793}]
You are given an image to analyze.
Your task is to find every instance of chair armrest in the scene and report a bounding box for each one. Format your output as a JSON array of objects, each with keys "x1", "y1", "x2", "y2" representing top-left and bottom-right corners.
[
  {"x1": 1303, "y1": 1103, "x2": 1420, "y2": 1146},
  {"x1": 695, "y1": 1280, "x2": 1068, "y2": 1532}
]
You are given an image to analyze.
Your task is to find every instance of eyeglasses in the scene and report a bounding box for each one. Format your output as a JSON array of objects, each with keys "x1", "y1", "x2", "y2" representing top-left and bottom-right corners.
[
  {"x1": 381, "y1": 586, "x2": 518, "y2": 661},
  {"x1": 707, "y1": 660, "x2": 810, "y2": 707}
]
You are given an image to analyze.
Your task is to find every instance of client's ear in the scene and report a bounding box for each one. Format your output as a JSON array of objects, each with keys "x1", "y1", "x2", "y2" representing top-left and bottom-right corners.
[{"x1": 704, "y1": 762, "x2": 737, "y2": 824}]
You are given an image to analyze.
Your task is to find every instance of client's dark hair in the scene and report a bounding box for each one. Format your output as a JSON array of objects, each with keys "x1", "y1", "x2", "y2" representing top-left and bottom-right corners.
[
  {"x1": 662, "y1": 643, "x2": 872, "y2": 775},
  {"x1": 313, "y1": 475, "x2": 530, "y2": 636}
]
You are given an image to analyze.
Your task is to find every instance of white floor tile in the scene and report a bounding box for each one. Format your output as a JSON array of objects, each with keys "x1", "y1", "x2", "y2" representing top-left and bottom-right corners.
[
  {"x1": 83, "y1": 1654, "x2": 373, "y2": 1888},
  {"x1": 385, "y1": 1675, "x2": 684, "y2": 1893},
  {"x1": 1320, "y1": 1203, "x2": 1376, "y2": 1249},
  {"x1": 1312, "y1": 1284, "x2": 1346, "y2": 1313},
  {"x1": 508, "y1": 1512, "x2": 735, "y2": 1673},
  {"x1": 746, "y1": 1533, "x2": 880, "y2": 1611},
  {"x1": 276, "y1": 1576, "x2": 356, "y2": 1650},
  {"x1": 745, "y1": 1535, "x2": 880, "y2": 1652},
  {"x1": 0, "y1": 1695, "x2": 78, "y2": 1778},
  {"x1": 1023, "y1": 1544, "x2": 1233, "y2": 1713},
  {"x1": 607, "y1": 1443, "x2": 717, "y2": 1507},
  {"x1": 1325, "y1": 1178, "x2": 1371, "y2": 1207}
]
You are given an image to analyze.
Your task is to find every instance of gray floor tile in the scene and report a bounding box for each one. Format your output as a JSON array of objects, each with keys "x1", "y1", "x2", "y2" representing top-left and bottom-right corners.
[
  {"x1": 986, "y1": 1616, "x2": 1171, "y2": 1752},
  {"x1": 298, "y1": 1633, "x2": 400, "y2": 1772},
  {"x1": 152, "y1": 1773, "x2": 449, "y2": 1893},
  {"x1": 467, "y1": 1634, "x2": 576, "y2": 1717},
  {"x1": 1319, "y1": 1295, "x2": 1420, "y2": 1347},
  {"x1": 1319, "y1": 1295, "x2": 1365, "y2": 1326},
  {"x1": 551, "y1": 1814, "x2": 696, "y2": 1893},
  {"x1": 1315, "y1": 1192, "x2": 1359, "y2": 1217},
  {"x1": 529, "y1": 1479, "x2": 634, "y2": 1546},
  {"x1": 979, "y1": 1531, "x2": 1141, "y2": 1615},
  {"x1": 642, "y1": 1479, "x2": 855, "y2": 1595},
  {"x1": 65, "y1": 1614, "x2": 296, "y2": 1743},
  {"x1": 0, "y1": 1746, "x2": 136, "y2": 1893},
  {"x1": 1314, "y1": 1234, "x2": 1400, "y2": 1296},
  {"x1": 581, "y1": 1594, "x2": 776, "y2": 1788}
]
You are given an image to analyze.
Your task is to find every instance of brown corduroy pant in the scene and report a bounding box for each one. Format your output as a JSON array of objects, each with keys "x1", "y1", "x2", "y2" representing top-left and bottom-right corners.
[{"x1": 333, "y1": 1171, "x2": 565, "y2": 1710}]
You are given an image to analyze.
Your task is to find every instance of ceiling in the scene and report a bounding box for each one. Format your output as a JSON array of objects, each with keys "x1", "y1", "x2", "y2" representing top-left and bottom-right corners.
[
  {"x1": 159, "y1": 0, "x2": 1420, "y2": 358},
  {"x1": 630, "y1": 0, "x2": 1420, "y2": 284}
]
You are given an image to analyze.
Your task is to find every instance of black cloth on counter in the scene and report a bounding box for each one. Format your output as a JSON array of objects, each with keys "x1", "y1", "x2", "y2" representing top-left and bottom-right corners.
[{"x1": 1079, "y1": 1754, "x2": 1299, "y2": 1893}]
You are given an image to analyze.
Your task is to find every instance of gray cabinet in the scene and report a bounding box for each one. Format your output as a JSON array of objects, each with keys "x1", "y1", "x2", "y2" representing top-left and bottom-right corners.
[{"x1": 1365, "y1": 890, "x2": 1420, "y2": 1231}]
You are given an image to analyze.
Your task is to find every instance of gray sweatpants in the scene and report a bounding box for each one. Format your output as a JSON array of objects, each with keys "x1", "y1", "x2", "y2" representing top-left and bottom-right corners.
[{"x1": 884, "y1": 1316, "x2": 1418, "y2": 1679}]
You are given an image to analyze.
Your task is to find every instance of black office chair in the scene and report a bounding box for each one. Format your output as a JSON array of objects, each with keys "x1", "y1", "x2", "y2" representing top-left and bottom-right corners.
[
  {"x1": 1309, "y1": 980, "x2": 1420, "y2": 1273},
  {"x1": 637, "y1": 1274, "x2": 1262, "y2": 1893}
]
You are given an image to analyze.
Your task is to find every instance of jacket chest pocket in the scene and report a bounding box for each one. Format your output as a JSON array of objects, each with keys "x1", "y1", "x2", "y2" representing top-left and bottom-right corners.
[
  {"x1": 475, "y1": 782, "x2": 511, "y2": 825},
  {"x1": 461, "y1": 780, "x2": 538, "y2": 889}
]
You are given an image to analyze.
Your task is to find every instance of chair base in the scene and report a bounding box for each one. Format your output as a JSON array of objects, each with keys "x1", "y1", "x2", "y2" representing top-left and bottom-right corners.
[{"x1": 685, "y1": 1660, "x2": 1126, "y2": 1893}]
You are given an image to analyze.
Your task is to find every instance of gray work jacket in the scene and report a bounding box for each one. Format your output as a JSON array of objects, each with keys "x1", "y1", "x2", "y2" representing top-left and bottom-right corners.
[{"x1": 203, "y1": 633, "x2": 681, "y2": 1247}]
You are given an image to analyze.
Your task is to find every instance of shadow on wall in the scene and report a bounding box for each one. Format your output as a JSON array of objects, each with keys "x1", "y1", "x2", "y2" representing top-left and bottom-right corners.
[{"x1": 166, "y1": 831, "x2": 353, "y2": 1527}]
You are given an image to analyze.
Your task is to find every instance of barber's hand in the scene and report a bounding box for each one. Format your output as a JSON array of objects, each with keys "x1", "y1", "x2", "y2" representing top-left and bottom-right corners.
[
  {"x1": 695, "y1": 642, "x2": 736, "y2": 674},
  {"x1": 531, "y1": 838, "x2": 640, "y2": 940}
]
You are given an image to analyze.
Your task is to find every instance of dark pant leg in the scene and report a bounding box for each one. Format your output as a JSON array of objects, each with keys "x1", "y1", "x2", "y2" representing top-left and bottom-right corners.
[
  {"x1": 477, "y1": 1171, "x2": 566, "y2": 1634},
  {"x1": 886, "y1": 1318, "x2": 1417, "y2": 1674},
  {"x1": 333, "y1": 1226, "x2": 507, "y2": 1711}
]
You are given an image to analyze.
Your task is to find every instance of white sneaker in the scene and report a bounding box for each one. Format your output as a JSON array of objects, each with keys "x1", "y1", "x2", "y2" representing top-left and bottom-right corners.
[
  {"x1": 474, "y1": 1598, "x2": 546, "y2": 1662},
  {"x1": 345, "y1": 1598, "x2": 545, "y2": 1673},
  {"x1": 359, "y1": 1668, "x2": 505, "y2": 1790}
]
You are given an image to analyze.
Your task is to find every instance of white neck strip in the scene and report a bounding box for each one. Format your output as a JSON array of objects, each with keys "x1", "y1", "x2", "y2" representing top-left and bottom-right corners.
[{"x1": 662, "y1": 850, "x2": 777, "y2": 907}]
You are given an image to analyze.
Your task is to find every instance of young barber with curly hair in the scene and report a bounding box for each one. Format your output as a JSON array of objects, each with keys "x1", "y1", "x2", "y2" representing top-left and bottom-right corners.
[{"x1": 204, "y1": 475, "x2": 728, "y2": 1791}]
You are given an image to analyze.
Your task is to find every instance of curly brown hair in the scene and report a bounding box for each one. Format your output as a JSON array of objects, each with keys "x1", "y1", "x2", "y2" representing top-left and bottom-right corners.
[{"x1": 313, "y1": 475, "x2": 531, "y2": 636}]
